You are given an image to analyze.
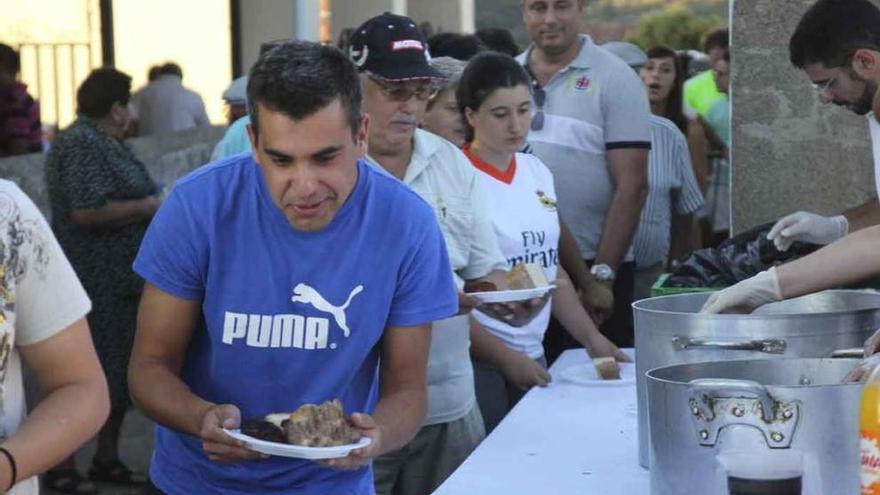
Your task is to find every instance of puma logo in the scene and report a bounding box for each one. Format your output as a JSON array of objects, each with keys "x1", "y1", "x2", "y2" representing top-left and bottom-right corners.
[{"x1": 291, "y1": 283, "x2": 363, "y2": 337}]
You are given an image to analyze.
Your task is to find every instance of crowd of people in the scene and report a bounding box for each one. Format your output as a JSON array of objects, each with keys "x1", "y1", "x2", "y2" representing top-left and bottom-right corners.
[{"x1": 0, "y1": 1, "x2": 737, "y2": 494}]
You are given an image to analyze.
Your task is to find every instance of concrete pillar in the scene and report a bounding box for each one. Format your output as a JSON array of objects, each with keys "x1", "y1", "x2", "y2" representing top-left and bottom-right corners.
[
  {"x1": 295, "y1": 0, "x2": 322, "y2": 42},
  {"x1": 731, "y1": 0, "x2": 877, "y2": 232},
  {"x1": 239, "y1": 0, "x2": 295, "y2": 72}
]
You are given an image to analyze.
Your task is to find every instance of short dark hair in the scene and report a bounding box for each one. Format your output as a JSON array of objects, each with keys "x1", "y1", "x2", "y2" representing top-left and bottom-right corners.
[
  {"x1": 247, "y1": 40, "x2": 362, "y2": 140},
  {"x1": 789, "y1": 0, "x2": 880, "y2": 69},
  {"x1": 147, "y1": 65, "x2": 161, "y2": 81},
  {"x1": 476, "y1": 28, "x2": 520, "y2": 57},
  {"x1": 159, "y1": 62, "x2": 183, "y2": 79},
  {"x1": 0, "y1": 44, "x2": 20, "y2": 76},
  {"x1": 77, "y1": 67, "x2": 132, "y2": 118},
  {"x1": 702, "y1": 27, "x2": 729, "y2": 54},
  {"x1": 428, "y1": 33, "x2": 485, "y2": 61},
  {"x1": 645, "y1": 46, "x2": 687, "y2": 134},
  {"x1": 457, "y1": 52, "x2": 530, "y2": 142}
]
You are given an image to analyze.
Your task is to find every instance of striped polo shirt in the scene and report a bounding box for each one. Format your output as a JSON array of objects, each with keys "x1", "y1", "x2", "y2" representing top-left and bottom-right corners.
[
  {"x1": 632, "y1": 115, "x2": 705, "y2": 267},
  {"x1": 517, "y1": 35, "x2": 652, "y2": 260}
]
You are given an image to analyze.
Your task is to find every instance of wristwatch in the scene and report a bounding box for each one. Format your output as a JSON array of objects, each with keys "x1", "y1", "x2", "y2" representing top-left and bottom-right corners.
[{"x1": 590, "y1": 264, "x2": 615, "y2": 283}]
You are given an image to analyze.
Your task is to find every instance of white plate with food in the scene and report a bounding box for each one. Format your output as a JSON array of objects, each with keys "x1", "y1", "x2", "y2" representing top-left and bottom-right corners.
[
  {"x1": 468, "y1": 284, "x2": 556, "y2": 304},
  {"x1": 557, "y1": 361, "x2": 636, "y2": 387},
  {"x1": 224, "y1": 429, "x2": 371, "y2": 460}
]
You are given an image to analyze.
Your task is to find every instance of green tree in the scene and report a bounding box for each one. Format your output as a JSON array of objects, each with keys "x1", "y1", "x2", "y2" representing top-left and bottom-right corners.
[{"x1": 625, "y1": 7, "x2": 723, "y2": 51}]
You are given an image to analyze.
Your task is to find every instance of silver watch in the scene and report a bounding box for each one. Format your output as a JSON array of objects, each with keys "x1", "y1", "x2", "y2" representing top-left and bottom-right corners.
[{"x1": 590, "y1": 264, "x2": 615, "y2": 282}]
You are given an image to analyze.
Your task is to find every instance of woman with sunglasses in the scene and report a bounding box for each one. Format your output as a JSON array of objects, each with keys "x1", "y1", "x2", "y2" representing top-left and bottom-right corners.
[{"x1": 458, "y1": 52, "x2": 630, "y2": 433}]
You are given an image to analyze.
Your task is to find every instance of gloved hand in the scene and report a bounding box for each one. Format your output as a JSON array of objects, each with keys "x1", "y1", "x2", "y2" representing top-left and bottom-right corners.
[
  {"x1": 700, "y1": 267, "x2": 783, "y2": 314},
  {"x1": 844, "y1": 353, "x2": 880, "y2": 383},
  {"x1": 766, "y1": 211, "x2": 848, "y2": 251}
]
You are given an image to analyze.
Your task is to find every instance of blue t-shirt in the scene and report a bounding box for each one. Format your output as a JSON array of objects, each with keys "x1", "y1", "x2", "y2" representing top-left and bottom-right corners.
[{"x1": 133, "y1": 154, "x2": 458, "y2": 494}]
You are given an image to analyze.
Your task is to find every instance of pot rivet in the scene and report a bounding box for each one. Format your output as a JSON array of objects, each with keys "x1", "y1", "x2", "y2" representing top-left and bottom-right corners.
[
  {"x1": 700, "y1": 430, "x2": 709, "y2": 440},
  {"x1": 771, "y1": 432, "x2": 784, "y2": 442},
  {"x1": 692, "y1": 407, "x2": 700, "y2": 416},
  {"x1": 783, "y1": 410, "x2": 793, "y2": 419},
  {"x1": 732, "y1": 407, "x2": 744, "y2": 417}
]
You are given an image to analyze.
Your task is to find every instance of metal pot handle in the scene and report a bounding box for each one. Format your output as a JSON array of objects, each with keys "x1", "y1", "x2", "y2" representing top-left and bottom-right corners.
[
  {"x1": 688, "y1": 379, "x2": 775, "y2": 422},
  {"x1": 672, "y1": 336, "x2": 787, "y2": 354},
  {"x1": 829, "y1": 347, "x2": 865, "y2": 359},
  {"x1": 687, "y1": 378, "x2": 799, "y2": 449}
]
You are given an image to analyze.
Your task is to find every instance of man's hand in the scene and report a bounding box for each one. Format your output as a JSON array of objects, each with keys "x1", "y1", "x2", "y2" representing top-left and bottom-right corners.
[
  {"x1": 766, "y1": 211, "x2": 848, "y2": 251},
  {"x1": 580, "y1": 280, "x2": 614, "y2": 324},
  {"x1": 201, "y1": 404, "x2": 266, "y2": 464},
  {"x1": 499, "y1": 352, "x2": 551, "y2": 390},
  {"x1": 701, "y1": 268, "x2": 783, "y2": 314},
  {"x1": 321, "y1": 413, "x2": 383, "y2": 470}
]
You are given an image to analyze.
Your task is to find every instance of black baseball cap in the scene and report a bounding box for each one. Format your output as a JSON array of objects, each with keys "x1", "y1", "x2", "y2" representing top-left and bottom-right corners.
[{"x1": 348, "y1": 12, "x2": 444, "y2": 81}]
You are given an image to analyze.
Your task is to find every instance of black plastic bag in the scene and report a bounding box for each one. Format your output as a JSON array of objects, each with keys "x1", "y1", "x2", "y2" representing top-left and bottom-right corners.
[{"x1": 665, "y1": 222, "x2": 821, "y2": 288}]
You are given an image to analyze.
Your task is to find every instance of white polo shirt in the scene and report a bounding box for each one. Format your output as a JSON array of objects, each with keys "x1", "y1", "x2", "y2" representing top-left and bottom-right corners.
[
  {"x1": 517, "y1": 35, "x2": 652, "y2": 260},
  {"x1": 368, "y1": 128, "x2": 506, "y2": 425}
]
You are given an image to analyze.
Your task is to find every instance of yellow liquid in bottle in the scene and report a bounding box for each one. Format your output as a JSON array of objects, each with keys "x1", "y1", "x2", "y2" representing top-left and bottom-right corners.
[{"x1": 862, "y1": 380, "x2": 880, "y2": 494}]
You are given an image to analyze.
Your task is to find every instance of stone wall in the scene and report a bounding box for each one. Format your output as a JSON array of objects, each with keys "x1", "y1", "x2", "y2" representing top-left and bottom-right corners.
[
  {"x1": 732, "y1": 0, "x2": 878, "y2": 232},
  {"x1": 0, "y1": 125, "x2": 225, "y2": 218}
]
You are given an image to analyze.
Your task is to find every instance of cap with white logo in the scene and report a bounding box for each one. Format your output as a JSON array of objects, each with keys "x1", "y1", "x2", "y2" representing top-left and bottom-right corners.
[{"x1": 348, "y1": 12, "x2": 445, "y2": 81}]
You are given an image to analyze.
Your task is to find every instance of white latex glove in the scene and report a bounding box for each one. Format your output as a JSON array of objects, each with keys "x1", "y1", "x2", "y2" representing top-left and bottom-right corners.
[
  {"x1": 766, "y1": 211, "x2": 848, "y2": 251},
  {"x1": 700, "y1": 267, "x2": 783, "y2": 314},
  {"x1": 844, "y1": 353, "x2": 880, "y2": 383}
]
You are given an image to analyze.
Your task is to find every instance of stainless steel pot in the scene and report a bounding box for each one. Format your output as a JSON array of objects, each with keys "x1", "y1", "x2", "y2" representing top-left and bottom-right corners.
[
  {"x1": 634, "y1": 290, "x2": 880, "y2": 468},
  {"x1": 646, "y1": 358, "x2": 862, "y2": 495}
]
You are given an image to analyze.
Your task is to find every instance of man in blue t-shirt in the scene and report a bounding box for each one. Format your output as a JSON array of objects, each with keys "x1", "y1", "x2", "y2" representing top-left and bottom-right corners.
[{"x1": 128, "y1": 41, "x2": 458, "y2": 494}]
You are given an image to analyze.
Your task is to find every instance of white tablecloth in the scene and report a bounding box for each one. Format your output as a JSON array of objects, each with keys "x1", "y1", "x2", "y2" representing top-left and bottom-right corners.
[{"x1": 433, "y1": 349, "x2": 650, "y2": 494}]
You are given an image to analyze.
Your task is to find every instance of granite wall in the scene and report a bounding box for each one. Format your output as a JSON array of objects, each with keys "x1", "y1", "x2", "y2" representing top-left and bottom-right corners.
[
  {"x1": 0, "y1": 125, "x2": 226, "y2": 218},
  {"x1": 732, "y1": 0, "x2": 878, "y2": 232}
]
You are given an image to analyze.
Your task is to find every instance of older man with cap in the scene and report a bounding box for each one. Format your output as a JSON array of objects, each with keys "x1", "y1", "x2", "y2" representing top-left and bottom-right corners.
[
  {"x1": 348, "y1": 12, "x2": 532, "y2": 495},
  {"x1": 602, "y1": 41, "x2": 704, "y2": 301}
]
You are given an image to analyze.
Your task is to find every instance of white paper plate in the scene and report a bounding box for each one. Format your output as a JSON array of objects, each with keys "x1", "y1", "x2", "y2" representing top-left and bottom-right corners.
[
  {"x1": 467, "y1": 284, "x2": 556, "y2": 304},
  {"x1": 224, "y1": 429, "x2": 371, "y2": 459},
  {"x1": 556, "y1": 362, "x2": 636, "y2": 387}
]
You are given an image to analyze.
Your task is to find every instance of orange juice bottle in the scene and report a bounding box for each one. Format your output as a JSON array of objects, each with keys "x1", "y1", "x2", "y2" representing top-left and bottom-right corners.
[{"x1": 862, "y1": 366, "x2": 880, "y2": 494}]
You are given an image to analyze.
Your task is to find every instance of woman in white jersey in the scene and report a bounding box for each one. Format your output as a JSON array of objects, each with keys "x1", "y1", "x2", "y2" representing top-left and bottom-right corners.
[{"x1": 458, "y1": 52, "x2": 630, "y2": 432}]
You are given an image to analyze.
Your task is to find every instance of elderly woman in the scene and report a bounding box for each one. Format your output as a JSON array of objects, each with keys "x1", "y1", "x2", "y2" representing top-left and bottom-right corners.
[
  {"x1": 421, "y1": 56, "x2": 468, "y2": 147},
  {"x1": 0, "y1": 180, "x2": 109, "y2": 495},
  {"x1": 44, "y1": 67, "x2": 159, "y2": 492}
]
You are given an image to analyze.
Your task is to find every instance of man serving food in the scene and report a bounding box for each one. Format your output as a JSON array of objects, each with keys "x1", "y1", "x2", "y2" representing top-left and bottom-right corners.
[{"x1": 128, "y1": 40, "x2": 457, "y2": 494}]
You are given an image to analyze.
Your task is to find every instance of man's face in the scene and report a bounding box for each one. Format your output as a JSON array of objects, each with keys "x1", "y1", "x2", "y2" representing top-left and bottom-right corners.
[
  {"x1": 247, "y1": 100, "x2": 367, "y2": 232},
  {"x1": 804, "y1": 62, "x2": 877, "y2": 116},
  {"x1": 522, "y1": 0, "x2": 584, "y2": 56},
  {"x1": 362, "y1": 74, "x2": 434, "y2": 153}
]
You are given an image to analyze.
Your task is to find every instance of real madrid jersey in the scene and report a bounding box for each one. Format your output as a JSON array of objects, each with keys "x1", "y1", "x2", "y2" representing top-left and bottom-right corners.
[{"x1": 464, "y1": 147, "x2": 561, "y2": 359}]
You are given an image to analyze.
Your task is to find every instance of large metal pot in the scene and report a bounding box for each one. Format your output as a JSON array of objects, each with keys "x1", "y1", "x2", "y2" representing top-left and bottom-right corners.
[
  {"x1": 634, "y1": 290, "x2": 880, "y2": 468},
  {"x1": 646, "y1": 358, "x2": 862, "y2": 495}
]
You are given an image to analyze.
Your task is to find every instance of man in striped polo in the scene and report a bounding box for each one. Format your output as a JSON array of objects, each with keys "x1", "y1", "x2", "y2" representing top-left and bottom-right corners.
[{"x1": 602, "y1": 41, "x2": 706, "y2": 301}]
